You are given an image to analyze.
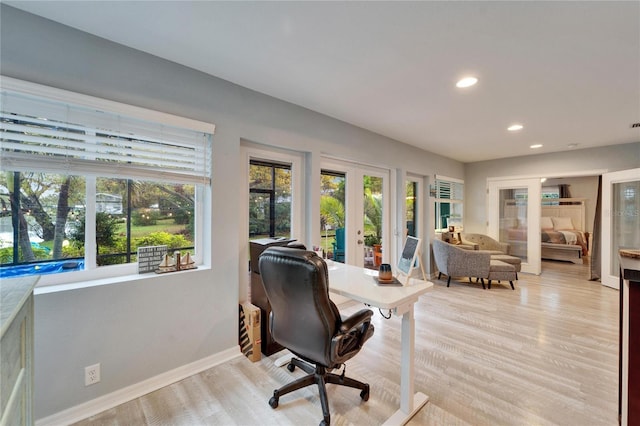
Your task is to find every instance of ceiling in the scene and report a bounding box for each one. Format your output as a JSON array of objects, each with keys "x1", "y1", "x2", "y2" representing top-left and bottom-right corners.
[{"x1": 6, "y1": 1, "x2": 640, "y2": 163}]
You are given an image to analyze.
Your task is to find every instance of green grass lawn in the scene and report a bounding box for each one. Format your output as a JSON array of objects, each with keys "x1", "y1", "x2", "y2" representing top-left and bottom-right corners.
[{"x1": 116, "y1": 219, "x2": 187, "y2": 238}]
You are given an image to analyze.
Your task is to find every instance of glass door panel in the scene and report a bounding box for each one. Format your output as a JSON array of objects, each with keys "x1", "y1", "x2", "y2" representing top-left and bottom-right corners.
[
  {"x1": 363, "y1": 174, "x2": 383, "y2": 269},
  {"x1": 320, "y1": 159, "x2": 389, "y2": 269},
  {"x1": 320, "y1": 170, "x2": 346, "y2": 263},
  {"x1": 612, "y1": 180, "x2": 640, "y2": 275},
  {"x1": 499, "y1": 188, "x2": 529, "y2": 263},
  {"x1": 488, "y1": 178, "x2": 541, "y2": 275},
  {"x1": 406, "y1": 180, "x2": 418, "y2": 237}
]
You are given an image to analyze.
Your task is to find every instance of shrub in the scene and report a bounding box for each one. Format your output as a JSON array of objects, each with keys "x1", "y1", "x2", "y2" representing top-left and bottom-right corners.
[
  {"x1": 132, "y1": 209, "x2": 159, "y2": 226},
  {"x1": 0, "y1": 246, "x2": 52, "y2": 264},
  {"x1": 133, "y1": 232, "x2": 191, "y2": 250}
]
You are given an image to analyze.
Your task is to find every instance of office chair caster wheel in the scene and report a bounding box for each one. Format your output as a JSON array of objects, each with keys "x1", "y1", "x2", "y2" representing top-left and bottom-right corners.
[
  {"x1": 287, "y1": 363, "x2": 296, "y2": 372},
  {"x1": 268, "y1": 396, "x2": 279, "y2": 409},
  {"x1": 360, "y1": 385, "x2": 370, "y2": 401}
]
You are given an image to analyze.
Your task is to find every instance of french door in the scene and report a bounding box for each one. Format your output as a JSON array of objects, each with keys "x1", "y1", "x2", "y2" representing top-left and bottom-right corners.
[
  {"x1": 320, "y1": 159, "x2": 390, "y2": 268},
  {"x1": 601, "y1": 168, "x2": 640, "y2": 289},
  {"x1": 487, "y1": 178, "x2": 541, "y2": 275}
]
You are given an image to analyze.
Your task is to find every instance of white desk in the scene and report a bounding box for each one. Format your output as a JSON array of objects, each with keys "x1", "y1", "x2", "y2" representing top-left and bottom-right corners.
[{"x1": 327, "y1": 261, "x2": 433, "y2": 426}]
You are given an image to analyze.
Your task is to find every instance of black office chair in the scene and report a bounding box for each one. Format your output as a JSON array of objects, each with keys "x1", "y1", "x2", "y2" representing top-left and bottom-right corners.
[{"x1": 258, "y1": 247, "x2": 375, "y2": 426}]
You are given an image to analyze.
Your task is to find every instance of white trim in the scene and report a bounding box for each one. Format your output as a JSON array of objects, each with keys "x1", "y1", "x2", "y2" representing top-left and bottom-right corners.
[
  {"x1": 487, "y1": 177, "x2": 542, "y2": 275},
  {"x1": 487, "y1": 169, "x2": 608, "y2": 181},
  {"x1": 320, "y1": 157, "x2": 391, "y2": 267},
  {"x1": 405, "y1": 174, "x2": 423, "y2": 238},
  {"x1": 239, "y1": 143, "x2": 305, "y2": 301},
  {"x1": 1, "y1": 76, "x2": 215, "y2": 134},
  {"x1": 35, "y1": 347, "x2": 241, "y2": 426},
  {"x1": 435, "y1": 174, "x2": 464, "y2": 184},
  {"x1": 242, "y1": 144, "x2": 305, "y2": 242},
  {"x1": 601, "y1": 168, "x2": 640, "y2": 289},
  {"x1": 320, "y1": 152, "x2": 393, "y2": 172}
]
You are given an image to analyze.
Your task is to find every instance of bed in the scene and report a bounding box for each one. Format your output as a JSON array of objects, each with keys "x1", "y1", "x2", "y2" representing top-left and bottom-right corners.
[{"x1": 504, "y1": 198, "x2": 589, "y2": 264}]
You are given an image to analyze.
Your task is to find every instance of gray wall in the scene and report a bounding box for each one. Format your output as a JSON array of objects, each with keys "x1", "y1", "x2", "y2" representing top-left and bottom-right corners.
[
  {"x1": 1, "y1": 6, "x2": 464, "y2": 420},
  {"x1": 464, "y1": 142, "x2": 640, "y2": 233}
]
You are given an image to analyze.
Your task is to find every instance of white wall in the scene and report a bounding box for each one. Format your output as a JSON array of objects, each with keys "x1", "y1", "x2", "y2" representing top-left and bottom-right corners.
[
  {"x1": 464, "y1": 142, "x2": 640, "y2": 233},
  {"x1": 0, "y1": 5, "x2": 464, "y2": 420}
]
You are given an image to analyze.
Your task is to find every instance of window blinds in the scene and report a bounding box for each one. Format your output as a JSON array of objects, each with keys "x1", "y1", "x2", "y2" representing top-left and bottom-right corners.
[
  {"x1": 435, "y1": 178, "x2": 463, "y2": 200},
  {"x1": 0, "y1": 90, "x2": 212, "y2": 185}
]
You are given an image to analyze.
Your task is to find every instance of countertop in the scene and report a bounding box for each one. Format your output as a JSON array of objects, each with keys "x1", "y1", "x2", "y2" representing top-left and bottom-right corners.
[
  {"x1": 1, "y1": 275, "x2": 39, "y2": 338},
  {"x1": 620, "y1": 254, "x2": 640, "y2": 283}
]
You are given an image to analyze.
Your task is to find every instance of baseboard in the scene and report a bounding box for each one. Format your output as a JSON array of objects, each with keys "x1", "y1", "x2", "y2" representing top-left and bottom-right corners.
[{"x1": 36, "y1": 346, "x2": 241, "y2": 426}]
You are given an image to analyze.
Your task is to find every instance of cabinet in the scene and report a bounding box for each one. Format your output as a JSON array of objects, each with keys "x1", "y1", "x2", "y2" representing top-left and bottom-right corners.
[
  {"x1": 1, "y1": 276, "x2": 38, "y2": 426},
  {"x1": 620, "y1": 255, "x2": 640, "y2": 426},
  {"x1": 249, "y1": 238, "x2": 294, "y2": 356}
]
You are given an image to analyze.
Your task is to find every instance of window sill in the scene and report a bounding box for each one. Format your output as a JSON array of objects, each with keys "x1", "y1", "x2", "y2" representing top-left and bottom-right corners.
[{"x1": 34, "y1": 265, "x2": 211, "y2": 295}]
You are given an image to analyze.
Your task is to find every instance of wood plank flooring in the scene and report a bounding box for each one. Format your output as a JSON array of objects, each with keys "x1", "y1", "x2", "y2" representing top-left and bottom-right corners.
[{"x1": 74, "y1": 260, "x2": 619, "y2": 425}]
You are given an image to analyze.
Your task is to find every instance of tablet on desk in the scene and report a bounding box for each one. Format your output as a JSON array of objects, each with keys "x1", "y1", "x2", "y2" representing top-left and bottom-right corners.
[{"x1": 397, "y1": 236, "x2": 420, "y2": 278}]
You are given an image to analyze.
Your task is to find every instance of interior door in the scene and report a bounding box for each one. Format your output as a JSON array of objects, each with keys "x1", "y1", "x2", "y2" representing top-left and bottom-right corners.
[
  {"x1": 487, "y1": 178, "x2": 541, "y2": 275},
  {"x1": 601, "y1": 168, "x2": 640, "y2": 289},
  {"x1": 320, "y1": 159, "x2": 389, "y2": 268}
]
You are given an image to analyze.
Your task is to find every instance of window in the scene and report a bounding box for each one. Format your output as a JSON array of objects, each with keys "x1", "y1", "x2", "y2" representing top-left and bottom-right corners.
[
  {"x1": 249, "y1": 160, "x2": 291, "y2": 239},
  {"x1": 433, "y1": 176, "x2": 463, "y2": 231},
  {"x1": 406, "y1": 179, "x2": 418, "y2": 237},
  {"x1": 542, "y1": 185, "x2": 560, "y2": 199},
  {"x1": 0, "y1": 78, "x2": 214, "y2": 281}
]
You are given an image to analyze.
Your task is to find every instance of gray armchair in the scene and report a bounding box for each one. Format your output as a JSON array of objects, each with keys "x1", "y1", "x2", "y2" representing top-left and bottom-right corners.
[
  {"x1": 432, "y1": 238, "x2": 491, "y2": 288},
  {"x1": 460, "y1": 233, "x2": 510, "y2": 255}
]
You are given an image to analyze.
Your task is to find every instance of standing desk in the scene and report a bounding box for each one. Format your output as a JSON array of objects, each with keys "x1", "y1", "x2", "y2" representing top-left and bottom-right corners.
[{"x1": 327, "y1": 261, "x2": 433, "y2": 425}]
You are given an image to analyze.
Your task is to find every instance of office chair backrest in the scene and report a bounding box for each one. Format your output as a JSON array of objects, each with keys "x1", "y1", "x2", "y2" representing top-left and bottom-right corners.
[{"x1": 258, "y1": 247, "x2": 341, "y2": 367}]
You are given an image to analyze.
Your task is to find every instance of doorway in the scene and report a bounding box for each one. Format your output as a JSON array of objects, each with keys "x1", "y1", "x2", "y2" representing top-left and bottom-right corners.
[
  {"x1": 487, "y1": 178, "x2": 542, "y2": 275},
  {"x1": 602, "y1": 168, "x2": 640, "y2": 289},
  {"x1": 320, "y1": 158, "x2": 390, "y2": 269}
]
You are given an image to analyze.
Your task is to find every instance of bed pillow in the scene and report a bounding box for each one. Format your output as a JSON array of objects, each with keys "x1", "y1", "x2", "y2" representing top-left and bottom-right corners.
[
  {"x1": 501, "y1": 217, "x2": 518, "y2": 229},
  {"x1": 540, "y1": 216, "x2": 553, "y2": 230},
  {"x1": 552, "y1": 216, "x2": 574, "y2": 230}
]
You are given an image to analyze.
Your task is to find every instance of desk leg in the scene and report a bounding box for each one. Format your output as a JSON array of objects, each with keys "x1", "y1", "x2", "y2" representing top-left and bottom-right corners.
[{"x1": 382, "y1": 305, "x2": 429, "y2": 426}]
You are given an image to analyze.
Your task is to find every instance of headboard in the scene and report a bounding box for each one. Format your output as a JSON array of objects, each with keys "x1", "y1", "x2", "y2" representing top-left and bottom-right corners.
[
  {"x1": 503, "y1": 198, "x2": 586, "y2": 231},
  {"x1": 541, "y1": 198, "x2": 586, "y2": 231}
]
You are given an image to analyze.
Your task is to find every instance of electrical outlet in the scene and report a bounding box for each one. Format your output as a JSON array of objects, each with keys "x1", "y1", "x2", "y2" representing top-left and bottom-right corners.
[{"x1": 85, "y1": 363, "x2": 101, "y2": 386}]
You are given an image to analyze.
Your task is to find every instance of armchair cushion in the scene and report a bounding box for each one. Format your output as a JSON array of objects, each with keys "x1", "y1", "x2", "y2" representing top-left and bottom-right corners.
[
  {"x1": 461, "y1": 233, "x2": 510, "y2": 255},
  {"x1": 432, "y1": 238, "x2": 491, "y2": 280}
]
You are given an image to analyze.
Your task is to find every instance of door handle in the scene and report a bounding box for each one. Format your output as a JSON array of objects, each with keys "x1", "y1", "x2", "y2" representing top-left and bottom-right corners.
[{"x1": 357, "y1": 239, "x2": 364, "y2": 245}]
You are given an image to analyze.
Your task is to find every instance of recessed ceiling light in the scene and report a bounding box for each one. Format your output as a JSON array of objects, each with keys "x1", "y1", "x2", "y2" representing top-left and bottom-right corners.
[
  {"x1": 530, "y1": 144, "x2": 543, "y2": 149},
  {"x1": 508, "y1": 124, "x2": 524, "y2": 131},
  {"x1": 456, "y1": 77, "x2": 478, "y2": 88},
  {"x1": 567, "y1": 143, "x2": 578, "y2": 148}
]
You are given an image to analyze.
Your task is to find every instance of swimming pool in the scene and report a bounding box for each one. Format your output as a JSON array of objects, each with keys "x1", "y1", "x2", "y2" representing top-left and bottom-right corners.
[{"x1": 0, "y1": 259, "x2": 84, "y2": 278}]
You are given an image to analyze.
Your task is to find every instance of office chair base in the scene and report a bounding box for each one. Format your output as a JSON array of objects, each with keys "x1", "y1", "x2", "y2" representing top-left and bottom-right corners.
[{"x1": 269, "y1": 358, "x2": 369, "y2": 426}]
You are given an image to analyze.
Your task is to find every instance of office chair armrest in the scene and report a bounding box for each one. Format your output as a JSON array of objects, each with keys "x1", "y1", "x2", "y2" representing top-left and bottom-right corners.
[
  {"x1": 339, "y1": 308, "x2": 373, "y2": 333},
  {"x1": 331, "y1": 308, "x2": 374, "y2": 362}
]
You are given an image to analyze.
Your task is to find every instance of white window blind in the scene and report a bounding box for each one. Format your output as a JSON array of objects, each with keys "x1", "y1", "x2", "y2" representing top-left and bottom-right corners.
[
  {"x1": 435, "y1": 177, "x2": 463, "y2": 200},
  {"x1": 0, "y1": 90, "x2": 212, "y2": 185}
]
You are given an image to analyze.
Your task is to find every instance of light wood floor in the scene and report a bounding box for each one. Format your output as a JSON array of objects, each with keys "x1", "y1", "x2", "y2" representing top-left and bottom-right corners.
[{"x1": 74, "y1": 260, "x2": 619, "y2": 426}]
